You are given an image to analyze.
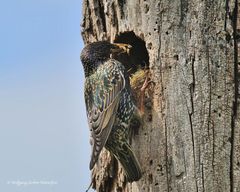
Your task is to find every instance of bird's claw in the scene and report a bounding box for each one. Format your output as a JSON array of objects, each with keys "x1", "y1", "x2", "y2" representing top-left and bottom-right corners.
[{"x1": 140, "y1": 77, "x2": 153, "y2": 92}]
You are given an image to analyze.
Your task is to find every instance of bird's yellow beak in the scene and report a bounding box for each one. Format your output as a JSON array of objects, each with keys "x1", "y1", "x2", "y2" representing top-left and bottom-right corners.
[{"x1": 111, "y1": 43, "x2": 132, "y2": 55}]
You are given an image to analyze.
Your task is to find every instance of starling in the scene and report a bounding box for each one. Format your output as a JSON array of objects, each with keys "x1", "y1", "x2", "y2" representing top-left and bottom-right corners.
[{"x1": 80, "y1": 41, "x2": 142, "y2": 182}]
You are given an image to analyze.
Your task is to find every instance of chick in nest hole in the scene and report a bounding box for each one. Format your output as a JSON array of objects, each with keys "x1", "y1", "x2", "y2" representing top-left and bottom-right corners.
[
  {"x1": 130, "y1": 68, "x2": 153, "y2": 115},
  {"x1": 112, "y1": 45, "x2": 152, "y2": 114},
  {"x1": 128, "y1": 68, "x2": 153, "y2": 141},
  {"x1": 112, "y1": 44, "x2": 152, "y2": 136}
]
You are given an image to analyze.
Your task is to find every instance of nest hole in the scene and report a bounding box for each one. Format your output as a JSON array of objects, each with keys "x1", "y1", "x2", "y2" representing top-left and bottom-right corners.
[
  {"x1": 113, "y1": 31, "x2": 149, "y2": 75},
  {"x1": 113, "y1": 31, "x2": 151, "y2": 109}
]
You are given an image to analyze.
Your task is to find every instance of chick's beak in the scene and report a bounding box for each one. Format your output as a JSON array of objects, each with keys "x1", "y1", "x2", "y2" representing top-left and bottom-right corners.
[{"x1": 111, "y1": 43, "x2": 132, "y2": 55}]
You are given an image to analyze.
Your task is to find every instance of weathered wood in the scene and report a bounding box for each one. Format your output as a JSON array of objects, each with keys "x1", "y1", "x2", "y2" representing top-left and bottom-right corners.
[{"x1": 81, "y1": 0, "x2": 240, "y2": 191}]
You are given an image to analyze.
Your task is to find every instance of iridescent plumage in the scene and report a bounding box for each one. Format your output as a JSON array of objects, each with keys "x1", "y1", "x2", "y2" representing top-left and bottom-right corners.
[{"x1": 80, "y1": 41, "x2": 142, "y2": 182}]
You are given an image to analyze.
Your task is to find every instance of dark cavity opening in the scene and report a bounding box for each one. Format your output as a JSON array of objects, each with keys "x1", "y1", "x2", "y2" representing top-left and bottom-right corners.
[{"x1": 113, "y1": 31, "x2": 149, "y2": 75}]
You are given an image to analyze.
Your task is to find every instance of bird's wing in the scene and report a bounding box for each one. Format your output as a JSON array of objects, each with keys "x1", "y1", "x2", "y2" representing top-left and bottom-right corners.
[{"x1": 84, "y1": 60, "x2": 125, "y2": 169}]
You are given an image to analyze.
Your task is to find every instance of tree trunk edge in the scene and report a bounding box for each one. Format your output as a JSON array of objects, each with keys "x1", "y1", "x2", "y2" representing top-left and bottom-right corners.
[{"x1": 81, "y1": 0, "x2": 240, "y2": 192}]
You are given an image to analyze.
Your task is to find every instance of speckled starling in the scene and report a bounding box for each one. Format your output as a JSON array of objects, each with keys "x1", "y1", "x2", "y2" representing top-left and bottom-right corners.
[{"x1": 80, "y1": 41, "x2": 142, "y2": 182}]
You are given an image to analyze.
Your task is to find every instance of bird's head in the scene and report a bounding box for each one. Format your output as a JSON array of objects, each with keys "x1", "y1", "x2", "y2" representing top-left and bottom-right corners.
[{"x1": 80, "y1": 41, "x2": 131, "y2": 76}]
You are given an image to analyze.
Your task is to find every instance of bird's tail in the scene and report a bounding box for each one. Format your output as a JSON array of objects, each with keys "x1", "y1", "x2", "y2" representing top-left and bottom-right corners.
[{"x1": 107, "y1": 142, "x2": 142, "y2": 182}]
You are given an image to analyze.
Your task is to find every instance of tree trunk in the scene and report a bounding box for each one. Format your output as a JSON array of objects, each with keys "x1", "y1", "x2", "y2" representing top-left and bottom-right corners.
[{"x1": 81, "y1": 0, "x2": 240, "y2": 191}]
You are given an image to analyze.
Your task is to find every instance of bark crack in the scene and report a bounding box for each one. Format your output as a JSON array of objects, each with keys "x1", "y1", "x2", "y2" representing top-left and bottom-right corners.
[
  {"x1": 206, "y1": 40, "x2": 212, "y2": 138},
  {"x1": 224, "y1": 0, "x2": 229, "y2": 31},
  {"x1": 230, "y1": 1, "x2": 238, "y2": 192},
  {"x1": 98, "y1": 0, "x2": 106, "y2": 33},
  {"x1": 111, "y1": 3, "x2": 119, "y2": 37},
  {"x1": 189, "y1": 52, "x2": 199, "y2": 192},
  {"x1": 188, "y1": 105, "x2": 199, "y2": 192},
  {"x1": 165, "y1": 121, "x2": 170, "y2": 192},
  {"x1": 201, "y1": 163, "x2": 205, "y2": 192}
]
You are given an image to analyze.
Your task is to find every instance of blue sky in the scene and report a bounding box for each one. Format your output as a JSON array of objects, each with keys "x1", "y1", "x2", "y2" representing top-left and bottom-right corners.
[{"x1": 0, "y1": 0, "x2": 94, "y2": 191}]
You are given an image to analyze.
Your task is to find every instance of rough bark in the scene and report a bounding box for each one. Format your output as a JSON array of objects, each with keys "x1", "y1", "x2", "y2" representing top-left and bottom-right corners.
[{"x1": 81, "y1": 0, "x2": 240, "y2": 191}]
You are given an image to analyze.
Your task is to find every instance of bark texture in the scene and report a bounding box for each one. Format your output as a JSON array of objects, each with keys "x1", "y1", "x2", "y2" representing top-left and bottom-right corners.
[{"x1": 81, "y1": 0, "x2": 240, "y2": 191}]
